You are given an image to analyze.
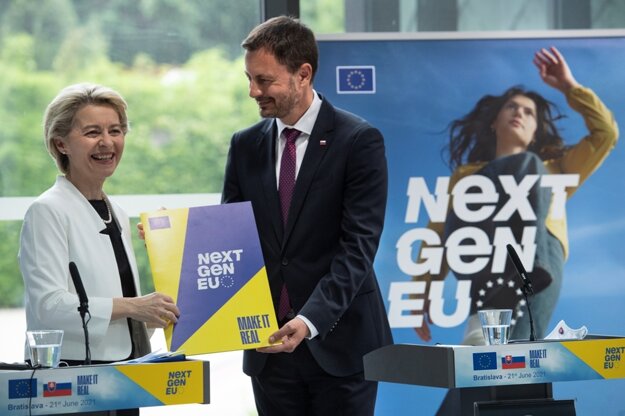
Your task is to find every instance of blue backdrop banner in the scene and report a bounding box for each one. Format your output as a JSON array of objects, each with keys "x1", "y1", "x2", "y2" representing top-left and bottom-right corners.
[{"x1": 316, "y1": 32, "x2": 625, "y2": 415}]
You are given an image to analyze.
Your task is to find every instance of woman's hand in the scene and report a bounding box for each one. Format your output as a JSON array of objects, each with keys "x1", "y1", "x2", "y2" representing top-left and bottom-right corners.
[
  {"x1": 113, "y1": 292, "x2": 180, "y2": 328},
  {"x1": 533, "y1": 46, "x2": 580, "y2": 93}
]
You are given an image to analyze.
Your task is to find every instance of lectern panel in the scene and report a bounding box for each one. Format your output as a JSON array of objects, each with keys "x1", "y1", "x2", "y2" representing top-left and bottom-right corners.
[
  {"x1": 364, "y1": 337, "x2": 625, "y2": 388},
  {"x1": 0, "y1": 359, "x2": 209, "y2": 415},
  {"x1": 364, "y1": 343, "x2": 455, "y2": 387}
]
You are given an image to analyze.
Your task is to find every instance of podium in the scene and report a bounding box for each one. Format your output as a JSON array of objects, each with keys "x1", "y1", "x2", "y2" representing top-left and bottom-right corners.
[
  {"x1": 1, "y1": 359, "x2": 209, "y2": 415},
  {"x1": 364, "y1": 336, "x2": 625, "y2": 415}
]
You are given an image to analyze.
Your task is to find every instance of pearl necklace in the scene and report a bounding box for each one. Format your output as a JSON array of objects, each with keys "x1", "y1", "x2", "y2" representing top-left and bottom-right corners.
[{"x1": 102, "y1": 195, "x2": 113, "y2": 224}]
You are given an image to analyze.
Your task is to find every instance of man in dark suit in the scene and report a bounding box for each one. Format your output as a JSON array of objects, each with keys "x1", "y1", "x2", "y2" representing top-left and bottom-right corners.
[{"x1": 222, "y1": 15, "x2": 393, "y2": 416}]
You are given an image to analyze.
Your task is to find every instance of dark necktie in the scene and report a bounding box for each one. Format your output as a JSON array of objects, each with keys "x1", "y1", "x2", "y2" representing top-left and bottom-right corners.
[{"x1": 277, "y1": 127, "x2": 300, "y2": 321}]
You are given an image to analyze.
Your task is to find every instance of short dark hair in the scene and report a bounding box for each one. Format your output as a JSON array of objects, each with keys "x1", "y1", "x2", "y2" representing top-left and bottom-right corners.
[{"x1": 242, "y1": 15, "x2": 318, "y2": 80}]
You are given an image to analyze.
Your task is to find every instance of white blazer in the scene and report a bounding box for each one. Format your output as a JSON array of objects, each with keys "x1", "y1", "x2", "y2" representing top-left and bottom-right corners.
[{"x1": 19, "y1": 176, "x2": 143, "y2": 361}]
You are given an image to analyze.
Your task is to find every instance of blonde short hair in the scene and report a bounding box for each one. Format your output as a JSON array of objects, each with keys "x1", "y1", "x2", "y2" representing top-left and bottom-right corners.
[{"x1": 43, "y1": 83, "x2": 129, "y2": 173}]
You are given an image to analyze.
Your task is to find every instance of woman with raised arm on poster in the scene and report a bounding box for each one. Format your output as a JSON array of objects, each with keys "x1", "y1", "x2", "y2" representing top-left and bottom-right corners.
[{"x1": 413, "y1": 46, "x2": 618, "y2": 346}]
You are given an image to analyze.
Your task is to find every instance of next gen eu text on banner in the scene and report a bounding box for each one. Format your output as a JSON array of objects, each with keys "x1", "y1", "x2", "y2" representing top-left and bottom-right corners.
[{"x1": 388, "y1": 173, "x2": 579, "y2": 328}]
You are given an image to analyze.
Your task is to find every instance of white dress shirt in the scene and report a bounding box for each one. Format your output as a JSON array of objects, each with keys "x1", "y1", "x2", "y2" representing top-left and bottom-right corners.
[{"x1": 273, "y1": 91, "x2": 323, "y2": 339}]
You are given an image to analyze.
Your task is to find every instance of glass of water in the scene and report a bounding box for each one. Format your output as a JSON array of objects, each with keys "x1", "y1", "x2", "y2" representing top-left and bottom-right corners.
[
  {"x1": 478, "y1": 309, "x2": 512, "y2": 345},
  {"x1": 26, "y1": 330, "x2": 64, "y2": 368}
]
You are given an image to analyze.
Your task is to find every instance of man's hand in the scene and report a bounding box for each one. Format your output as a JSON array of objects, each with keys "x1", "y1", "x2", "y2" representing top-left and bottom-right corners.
[
  {"x1": 257, "y1": 317, "x2": 310, "y2": 353},
  {"x1": 137, "y1": 222, "x2": 145, "y2": 240}
]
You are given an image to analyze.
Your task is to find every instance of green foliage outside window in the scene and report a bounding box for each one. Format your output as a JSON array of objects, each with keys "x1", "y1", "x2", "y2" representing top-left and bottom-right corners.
[{"x1": 0, "y1": 1, "x2": 261, "y2": 306}]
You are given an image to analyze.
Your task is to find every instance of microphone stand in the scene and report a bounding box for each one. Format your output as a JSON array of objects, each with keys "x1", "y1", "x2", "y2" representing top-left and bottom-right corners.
[
  {"x1": 519, "y1": 279, "x2": 536, "y2": 342},
  {"x1": 70, "y1": 261, "x2": 92, "y2": 365},
  {"x1": 78, "y1": 301, "x2": 92, "y2": 365},
  {"x1": 506, "y1": 244, "x2": 537, "y2": 342}
]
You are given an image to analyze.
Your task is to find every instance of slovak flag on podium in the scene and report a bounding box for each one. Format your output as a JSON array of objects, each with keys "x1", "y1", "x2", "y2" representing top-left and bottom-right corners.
[{"x1": 140, "y1": 202, "x2": 279, "y2": 355}]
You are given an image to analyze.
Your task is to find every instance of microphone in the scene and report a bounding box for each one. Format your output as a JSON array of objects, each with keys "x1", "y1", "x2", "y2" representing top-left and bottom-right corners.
[
  {"x1": 505, "y1": 244, "x2": 533, "y2": 294},
  {"x1": 69, "y1": 262, "x2": 89, "y2": 313},
  {"x1": 505, "y1": 244, "x2": 536, "y2": 342},
  {"x1": 69, "y1": 262, "x2": 91, "y2": 365}
]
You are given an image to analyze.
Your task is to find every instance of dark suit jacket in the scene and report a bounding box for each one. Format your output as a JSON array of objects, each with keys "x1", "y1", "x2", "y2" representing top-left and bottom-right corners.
[{"x1": 222, "y1": 98, "x2": 393, "y2": 377}]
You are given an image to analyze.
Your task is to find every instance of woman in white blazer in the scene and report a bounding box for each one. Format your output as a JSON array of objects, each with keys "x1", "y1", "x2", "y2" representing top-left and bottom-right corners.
[{"x1": 19, "y1": 84, "x2": 180, "y2": 414}]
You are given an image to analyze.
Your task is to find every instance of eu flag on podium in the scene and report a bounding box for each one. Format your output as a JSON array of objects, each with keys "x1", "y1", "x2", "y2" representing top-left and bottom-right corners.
[
  {"x1": 472, "y1": 352, "x2": 498, "y2": 371},
  {"x1": 337, "y1": 66, "x2": 376, "y2": 94},
  {"x1": 8, "y1": 378, "x2": 38, "y2": 399}
]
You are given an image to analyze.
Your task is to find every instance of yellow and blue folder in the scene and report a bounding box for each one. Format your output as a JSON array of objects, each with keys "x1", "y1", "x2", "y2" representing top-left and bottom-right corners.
[{"x1": 141, "y1": 202, "x2": 278, "y2": 355}]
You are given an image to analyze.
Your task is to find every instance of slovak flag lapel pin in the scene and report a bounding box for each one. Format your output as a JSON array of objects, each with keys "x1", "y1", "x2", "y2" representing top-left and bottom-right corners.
[{"x1": 320, "y1": 139, "x2": 327, "y2": 146}]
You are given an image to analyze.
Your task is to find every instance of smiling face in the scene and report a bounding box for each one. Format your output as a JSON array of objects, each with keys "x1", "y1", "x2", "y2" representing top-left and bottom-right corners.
[
  {"x1": 492, "y1": 94, "x2": 538, "y2": 157},
  {"x1": 54, "y1": 104, "x2": 125, "y2": 197},
  {"x1": 244, "y1": 47, "x2": 313, "y2": 126}
]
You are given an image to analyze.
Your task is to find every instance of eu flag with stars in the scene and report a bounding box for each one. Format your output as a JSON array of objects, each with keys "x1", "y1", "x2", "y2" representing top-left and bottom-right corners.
[
  {"x1": 473, "y1": 352, "x2": 497, "y2": 371},
  {"x1": 337, "y1": 66, "x2": 375, "y2": 94},
  {"x1": 9, "y1": 378, "x2": 38, "y2": 399}
]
